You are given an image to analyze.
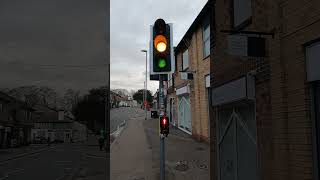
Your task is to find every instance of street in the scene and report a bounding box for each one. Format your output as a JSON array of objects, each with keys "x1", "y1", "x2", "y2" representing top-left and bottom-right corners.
[
  {"x1": 110, "y1": 107, "x2": 144, "y2": 133},
  {"x1": 0, "y1": 138, "x2": 107, "y2": 180},
  {"x1": 0, "y1": 107, "x2": 141, "y2": 180}
]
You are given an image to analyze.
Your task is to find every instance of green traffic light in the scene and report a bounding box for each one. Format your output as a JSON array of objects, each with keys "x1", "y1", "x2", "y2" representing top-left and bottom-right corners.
[{"x1": 158, "y1": 59, "x2": 166, "y2": 68}]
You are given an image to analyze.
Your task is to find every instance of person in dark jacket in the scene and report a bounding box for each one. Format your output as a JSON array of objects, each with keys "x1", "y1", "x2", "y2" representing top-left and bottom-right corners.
[{"x1": 98, "y1": 136, "x2": 104, "y2": 151}]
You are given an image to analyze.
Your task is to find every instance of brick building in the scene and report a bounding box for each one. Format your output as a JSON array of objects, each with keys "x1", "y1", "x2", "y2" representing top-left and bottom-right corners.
[
  {"x1": 210, "y1": 0, "x2": 320, "y2": 180},
  {"x1": 167, "y1": 1, "x2": 214, "y2": 142}
]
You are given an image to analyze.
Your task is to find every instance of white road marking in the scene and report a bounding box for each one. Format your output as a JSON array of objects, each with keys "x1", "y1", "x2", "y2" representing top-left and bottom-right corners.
[
  {"x1": 7, "y1": 168, "x2": 24, "y2": 175},
  {"x1": 0, "y1": 168, "x2": 25, "y2": 180}
]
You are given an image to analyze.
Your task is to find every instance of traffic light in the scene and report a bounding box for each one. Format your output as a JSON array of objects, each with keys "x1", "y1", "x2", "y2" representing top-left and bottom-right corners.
[
  {"x1": 150, "y1": 18, "x2": 174, "y2": 74},
  {"x1": 160, "y1": 115, "x2": 169, "y2": 135}
]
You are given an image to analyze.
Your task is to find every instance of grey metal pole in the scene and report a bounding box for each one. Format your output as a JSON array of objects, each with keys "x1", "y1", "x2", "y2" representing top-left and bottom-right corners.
[
  {"x1": 145, "y1": 51, "x2": 147, "y2": 120},
  {"x1": 159, "y1": 75, "x2": 165, "y2": 180}
]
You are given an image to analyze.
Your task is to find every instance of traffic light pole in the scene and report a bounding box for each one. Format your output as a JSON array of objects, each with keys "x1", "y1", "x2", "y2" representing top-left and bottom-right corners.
[{"x1": 159, "y1": 74, "x2": 165, "y2": 180}]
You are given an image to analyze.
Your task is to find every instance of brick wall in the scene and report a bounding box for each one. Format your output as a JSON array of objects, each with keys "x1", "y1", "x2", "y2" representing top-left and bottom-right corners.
[
  {"x1": 171, "y1": 13, "x2": 211, "y2": 143},
  {"x1": 210, "y1": 0, "x2": 320, "y2": 180},
  {"x1": 189, "y1": 27, "x2": 210, "y2": 142}
]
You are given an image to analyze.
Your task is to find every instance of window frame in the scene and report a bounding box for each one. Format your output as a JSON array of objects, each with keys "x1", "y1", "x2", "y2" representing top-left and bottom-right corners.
[
  {"x1": 231, "y1": 0, "x2": 253, "y2": 30},
  {"x1": 182, "y1": 49, "x2": 189, "y2": 71},
  {"x1": 203, "y1": 22, "x2": 210, "y2": 59}
]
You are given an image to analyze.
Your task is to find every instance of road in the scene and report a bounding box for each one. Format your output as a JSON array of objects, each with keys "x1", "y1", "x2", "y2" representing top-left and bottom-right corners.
[
  {"x1": 110, "y1": 107, "x2": 145, "y2": 133},
  {"x1": 0, "y1": 141, "x2": 107, "y2": 180},
  {"x1": 0, "y1": 107, "x2": 143, "y2": 180}
]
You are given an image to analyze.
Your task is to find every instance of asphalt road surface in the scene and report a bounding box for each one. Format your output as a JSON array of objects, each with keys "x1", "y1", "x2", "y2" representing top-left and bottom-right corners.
[
  {"x1": 110, "y1": 107, "x2": 145, "y2": 133},
  {"x1": 0, "y1": 142, "x2": 107, "y2": 180}
]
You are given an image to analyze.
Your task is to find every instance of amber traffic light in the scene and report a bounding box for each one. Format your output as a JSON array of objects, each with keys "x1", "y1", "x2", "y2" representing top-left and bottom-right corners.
[{"x1": 151, "y1": 18, "x2": 172, "y2": 73}]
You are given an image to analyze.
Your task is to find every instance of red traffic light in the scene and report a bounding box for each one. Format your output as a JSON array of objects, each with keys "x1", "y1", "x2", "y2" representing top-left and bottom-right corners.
[
  {"x1": 160, "y1": 116, "x2": 169, "y2": 135},
  {"x1": 161, "y1": 117, "x2": 167, "y2": 125}
]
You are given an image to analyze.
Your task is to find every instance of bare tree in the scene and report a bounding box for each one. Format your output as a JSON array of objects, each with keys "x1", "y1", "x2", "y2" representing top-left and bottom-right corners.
[
  {"x1": 7, "y1": 86, "x2": 59, "y2": 109},
  {"x1": 63, "y1": 88, "x2": 80, "y2": 111}
]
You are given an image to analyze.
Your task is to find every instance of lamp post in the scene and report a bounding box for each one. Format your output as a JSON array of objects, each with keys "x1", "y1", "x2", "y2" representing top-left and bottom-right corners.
[{"x1": 141, "y1": 50, "x2": 147, "y2": 120}]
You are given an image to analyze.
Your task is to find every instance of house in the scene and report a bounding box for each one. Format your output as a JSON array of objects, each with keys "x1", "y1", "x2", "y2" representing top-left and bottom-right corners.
[
  {"x1": 166, "y1": 1, "x2": 213, "y2": 142},
  {"x1": 31, "y1": 106, "x2": 73, "y2": 143},
  {"x1": 210, "y1": 0, "x2": 320, "y2": 179},
  {"x1": 0, "y1": 91, "x2": 34, "y2": 148}
]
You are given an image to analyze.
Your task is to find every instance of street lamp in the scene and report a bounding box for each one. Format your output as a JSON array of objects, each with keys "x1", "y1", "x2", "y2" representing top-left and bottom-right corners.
[{"x1": 141, "y1": 49, "x2": 147, "y2": 120}]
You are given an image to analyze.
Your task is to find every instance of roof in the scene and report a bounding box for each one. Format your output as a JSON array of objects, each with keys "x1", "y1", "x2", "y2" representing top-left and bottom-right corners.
[{"x1": 174, "y1": 1, "x2": 214, "y2": 54}]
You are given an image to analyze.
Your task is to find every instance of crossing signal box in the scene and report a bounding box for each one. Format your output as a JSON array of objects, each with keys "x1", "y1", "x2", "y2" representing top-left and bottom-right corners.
[
  {"x1": 150, "y1": 19, "x2": 174, "y2": 74},
  {"x1": 160, "y1": 116, "x2": 169, "y2": 136}
]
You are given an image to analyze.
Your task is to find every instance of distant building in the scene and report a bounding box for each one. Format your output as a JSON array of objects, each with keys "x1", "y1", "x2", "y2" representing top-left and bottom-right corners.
[
  {"x1": 30, "y1": 106, "x2": 88, "y2": 143},
  {"x1": 0, "y1": 91, "x2": 34, "y2": 148}
]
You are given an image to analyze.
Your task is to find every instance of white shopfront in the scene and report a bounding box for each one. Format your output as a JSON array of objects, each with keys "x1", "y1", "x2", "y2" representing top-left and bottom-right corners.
[{"x1": 176, "y1": 85, "x2": 192, "y2": 134}]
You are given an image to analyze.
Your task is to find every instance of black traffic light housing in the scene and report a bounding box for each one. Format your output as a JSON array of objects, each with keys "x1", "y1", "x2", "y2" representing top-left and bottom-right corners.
[
  {"x1": 152, "y1": 19, "x2": 172, "y2": 73},
  {"x1": 160, "y1": 115, "x2": 169, "y2": 136}
]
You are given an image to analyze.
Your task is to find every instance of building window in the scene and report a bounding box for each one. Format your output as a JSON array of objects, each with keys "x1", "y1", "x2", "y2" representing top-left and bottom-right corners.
[
  {"x1": 203, "y1": 23, "x2": 210, "y2": 58},
  {"x1": 233, "y1": 0, "x2": 252, "y2": 28},
  {"x1": 182, "y1": 49, "x2": 189, "y2": 70},
  {"x1": 306, "y1": 41, "x2": 320, "y2": 82}
]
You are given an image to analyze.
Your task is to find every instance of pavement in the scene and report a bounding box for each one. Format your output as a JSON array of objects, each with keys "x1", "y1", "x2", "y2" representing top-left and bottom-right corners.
[
  {"x1": 110, "y1": 108, "x2": 210, "y2": 180},
  {"x1": 144, "y1": 118, "x2": 210, "y2": 180},
  {"x1": 110, "y1": 108, "x2": 154, "y2": 180}
]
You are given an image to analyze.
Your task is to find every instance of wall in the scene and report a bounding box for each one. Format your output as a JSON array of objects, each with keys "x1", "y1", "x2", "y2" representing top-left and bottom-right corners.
[
  {"x1": 189, "y1": 25, "x2": 210, "y2": 142},
  {"x1": 210, "y1": 0, "x2": 320, "y2": 180}
]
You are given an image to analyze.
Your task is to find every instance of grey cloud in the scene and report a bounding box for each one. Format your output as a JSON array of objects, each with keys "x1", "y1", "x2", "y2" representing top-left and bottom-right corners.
[
  {"x1": 0, "y1": 0, "x2": 108, "y2": 93},
  {"x1": 110, "y1": 0, "x2": 207, "y2": 92}
]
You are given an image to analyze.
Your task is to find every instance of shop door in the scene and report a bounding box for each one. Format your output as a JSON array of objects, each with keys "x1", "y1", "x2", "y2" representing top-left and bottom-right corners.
[
  {"x1": 178, "y1": 96, "x2": 192, "y2": 133},
  {"x1": 218, "y1": 103, "x2": 257, "y2": 180}
]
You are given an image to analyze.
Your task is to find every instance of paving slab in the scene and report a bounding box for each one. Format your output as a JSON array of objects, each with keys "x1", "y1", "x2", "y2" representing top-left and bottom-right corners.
[{"x1": 111, "y1": 116, "x2": 154, "y2": 180}]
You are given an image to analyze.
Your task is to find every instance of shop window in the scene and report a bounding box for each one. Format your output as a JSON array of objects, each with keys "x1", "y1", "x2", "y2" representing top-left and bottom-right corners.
[{"x1": 233, "y1": 0, "x2": 252, "y2": 28}]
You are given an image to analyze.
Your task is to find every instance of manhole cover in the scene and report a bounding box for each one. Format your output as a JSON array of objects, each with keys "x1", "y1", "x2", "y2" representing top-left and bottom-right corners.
[
  {"x1": 198, "y1": 163, "x2": 208, "y2": 170},
  {"x1": 175, "y1": 161, "x2": 189, "y2": 171}
]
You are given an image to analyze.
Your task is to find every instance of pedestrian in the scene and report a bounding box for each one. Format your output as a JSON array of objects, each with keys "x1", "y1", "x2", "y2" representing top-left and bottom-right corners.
[{"x1": 98, "y1": 135, "x2": 104, "y2": 151}]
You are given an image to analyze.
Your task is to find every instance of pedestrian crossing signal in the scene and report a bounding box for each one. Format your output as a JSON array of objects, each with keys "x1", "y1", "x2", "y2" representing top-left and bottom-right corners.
[{"x1": 160, "y1": 116, "x2": 169, "y2": 136}]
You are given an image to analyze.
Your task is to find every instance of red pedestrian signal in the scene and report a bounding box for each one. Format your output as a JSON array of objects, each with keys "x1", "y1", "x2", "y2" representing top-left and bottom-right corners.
[{"x1": 160, "y1": 116, "x2": 169, "y2": 135}]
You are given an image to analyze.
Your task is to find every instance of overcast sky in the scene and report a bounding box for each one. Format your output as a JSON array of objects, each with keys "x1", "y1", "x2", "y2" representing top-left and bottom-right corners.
[
  {"x1": 110, "y1": 0, "x2": 208, "y2": 94},
  {"x1": 0, "y1": 0, "x2": 208, "y2": 95},
  {"x1": 0, "y1": 0, "x2": 108, "y2": 94}
]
